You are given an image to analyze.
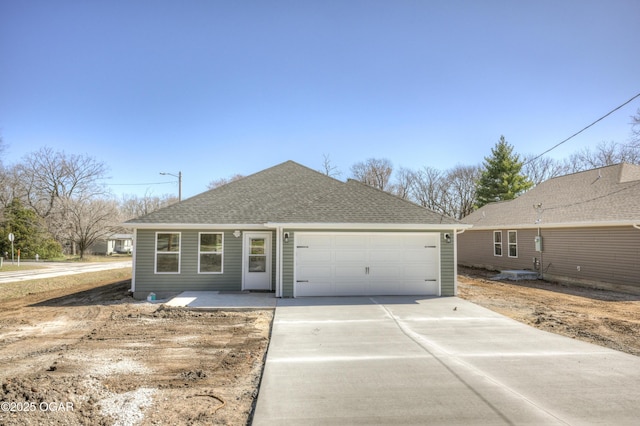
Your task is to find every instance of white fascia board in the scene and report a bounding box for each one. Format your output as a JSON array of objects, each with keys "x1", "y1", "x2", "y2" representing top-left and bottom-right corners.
[
  {"x1": 125, "y1": 223, "x2": 269, "y2": 230},
  {"x1": 466, "y1": 220, "x2": 640, "y2": 230},
  {"x1": 264, "y1": 222, "x2": 472, "y2": 230}
]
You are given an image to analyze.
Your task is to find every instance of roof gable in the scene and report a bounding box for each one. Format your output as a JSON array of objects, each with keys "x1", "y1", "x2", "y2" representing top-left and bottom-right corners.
[
  {"x1": 127, "y1": 160, "x2": 459, "y2": 226},
  {"x1": 463, "y1": 163, "x2": 640, "y2": 228}
]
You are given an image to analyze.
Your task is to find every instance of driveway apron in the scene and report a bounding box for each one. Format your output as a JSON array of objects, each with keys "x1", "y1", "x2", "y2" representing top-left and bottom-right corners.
[{"x1": 252, "y1": 296, "x2": 640, "y2": 425}]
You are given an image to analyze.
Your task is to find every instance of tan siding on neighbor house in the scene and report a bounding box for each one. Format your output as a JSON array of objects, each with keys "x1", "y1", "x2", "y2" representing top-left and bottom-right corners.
[
  {"x1": 458, "y1": 229, "x2": 540, "y2": 271},
  {"x1": 540, "y1": 227, "x2": 640, "y2": 290},
  {"x1": 458, "y1": 226, "x2": 640, "y2": 292}
]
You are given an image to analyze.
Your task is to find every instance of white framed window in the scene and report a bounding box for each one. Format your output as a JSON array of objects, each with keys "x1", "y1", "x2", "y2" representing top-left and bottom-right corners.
[
  {"x1": 199, "y1": 232, "x2": 223, "y2": 274},
  {"x1": 508, "y1": 230, "x2": 518, "y2": 258},
  {"x1": 155, "y1": 232, "x2": 181, "y2": 273},
  {"x1": 493, "y1": 231, "x2": 502, "y2": 256}
]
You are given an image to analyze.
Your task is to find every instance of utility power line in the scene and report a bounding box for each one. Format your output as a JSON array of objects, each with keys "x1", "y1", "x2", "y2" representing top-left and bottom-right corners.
[{"x1": 525, "y1": 92, "x2": 640, "y2": 165}]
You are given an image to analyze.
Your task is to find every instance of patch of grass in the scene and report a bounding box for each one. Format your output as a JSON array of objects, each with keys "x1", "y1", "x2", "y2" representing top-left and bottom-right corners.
[
  {"x1": 64, "y1": 254, "x2": 133, "y2": 263},
  {"x1": 0, "y1": 263, "x2": 48, "y2": 272},
  {"x1": 0, "y1": 268, "x2": 132, "y2": 302}
]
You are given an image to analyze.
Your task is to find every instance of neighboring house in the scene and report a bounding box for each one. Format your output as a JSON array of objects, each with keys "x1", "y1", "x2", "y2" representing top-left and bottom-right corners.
[
  {"x1": 90, "y1": 233, "x2": 133, "y2": 255},
  {"x1": 458, "y1": 163, "x2": 640, "y2": 294},
  {"x1": 126, "y1": 161, "x2": 470, "y2": 299}
]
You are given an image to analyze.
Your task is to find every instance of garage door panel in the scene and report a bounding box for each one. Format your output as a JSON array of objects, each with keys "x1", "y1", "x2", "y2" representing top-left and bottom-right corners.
[
  {"x1": 335, "y1": 250, "x2": 367, "y2": 263},
  {"x1": 334, "y1": 234, "x2": 367, "y2": 249},
  {"x1": 368, "y1": 250, "x2": 403, "y2": 262},
  {"x1": 295, "y1": 233, "x2": 440, "y2": 297},
  {"x1": 297, "y1": 249, "x2": 332, "y2": 263}
]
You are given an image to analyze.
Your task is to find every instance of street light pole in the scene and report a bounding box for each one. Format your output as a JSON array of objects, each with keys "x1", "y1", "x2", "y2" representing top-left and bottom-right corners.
[{"x1": 160, "y1": 171, "x2": 182, "y2": 201}]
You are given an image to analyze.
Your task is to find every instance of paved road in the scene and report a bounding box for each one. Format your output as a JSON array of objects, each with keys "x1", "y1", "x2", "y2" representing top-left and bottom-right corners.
[
  {"x1": 0, "y1": 261, "x2": 132, "y2": 284},
  {"x1": 253, "y1": 296, "x2": 640, "y2": 425}
]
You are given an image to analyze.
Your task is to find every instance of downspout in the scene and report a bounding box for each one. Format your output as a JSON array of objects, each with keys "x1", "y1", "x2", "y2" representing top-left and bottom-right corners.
[
  {"x1": 537, "y1": 227, "x2": 543, "y2": 280},
  {"x1": 275, "y1": 226, "x2": 282, "y2": 298},
  {"x1": 130, "y1": 229, "x2": 137, "y2": 294},
  {"x1": 633, "y1": 224, "x2": 640, "y2": 230}
]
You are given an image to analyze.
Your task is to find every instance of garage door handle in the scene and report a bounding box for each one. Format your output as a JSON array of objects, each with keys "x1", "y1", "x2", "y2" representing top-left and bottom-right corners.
[
  {"x1": 296, "y1": 280, "x2": 309, "y2": 283},
  {"x1": 425, "y1": 279, "x2": 437, "y2": 281},
  {"x1": 424, "y1": 245, "x2": 436, "y2": 248}
]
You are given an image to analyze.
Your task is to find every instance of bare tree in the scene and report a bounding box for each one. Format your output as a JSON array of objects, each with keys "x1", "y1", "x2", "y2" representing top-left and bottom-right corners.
[
  {"x1": 15, "y1": 147, "x2": 108, "y2": 218},
  {"x1": 389, "y1": 167, "x2": 414, "y2": 199},
  {"x1": 410, "y1": 166, "x2": 447, "y2": 212},
  {"x1": 522, "y1": 155, "x2": 570, "y2": 186},
  {"x1": 64, "y1": 196, "x2": 120, "y2": 258},
  {"x1": 350, "y1": 158, "x2": 393, "y2": 191},
  {"x1": 207, "y1": 174, "x2": 245, "y2": 190},
  {"x1": 565, "y1": 141, "x2": 640, "y2": 173},
  {"x1": 631, "y1": 108, "x2": 640, "y2": 144},
  {"x1": 119, "y1": 192, "x2": 178, "y2": 220},
  {"x1": 319, "y1": 154, "x2": 342, "y2": 178},
  {"x1": 446, "y1": 164, "x2": 481, "y2": 219}
]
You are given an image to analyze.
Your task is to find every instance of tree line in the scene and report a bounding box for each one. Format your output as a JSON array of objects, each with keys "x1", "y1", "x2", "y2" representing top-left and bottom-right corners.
[
  {"x1": 1, "y1": 109, "x2": 638, "y2": 259},
  {"x1": 0, "y1": 145, "x2": 177, "y2": 259}
]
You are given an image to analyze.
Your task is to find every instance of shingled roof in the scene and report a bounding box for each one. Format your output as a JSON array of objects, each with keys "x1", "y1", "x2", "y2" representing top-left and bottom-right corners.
[
  {"x1": 463, "y1": 163, "x2": 640, "y2": 229},
  {"x1": 127, "y1": 160, "x2": 461, "y2": 227}
]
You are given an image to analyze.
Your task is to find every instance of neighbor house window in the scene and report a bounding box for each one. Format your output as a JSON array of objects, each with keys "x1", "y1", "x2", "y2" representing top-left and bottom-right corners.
[
  {"x1": 199, "y1": 232, "x2": 223, "y2": 273},
  {"x1": 493, "y1": 231, "x2": 502, "y2": 256},
  {"x1": 508, "y1": 230, "x2": 518, "y2": 258},
  {"x1": 156, "y1": 232, "x2": 180, "y2": 273}
]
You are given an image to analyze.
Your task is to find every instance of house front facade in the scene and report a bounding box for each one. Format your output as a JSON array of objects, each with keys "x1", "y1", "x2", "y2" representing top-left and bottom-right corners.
[
  {"x1": 126, "y1": 161, "x2": 470, "y2": 299},
  {"x1": 458, "y1": 163, "x2": 640, "y2": 294}
]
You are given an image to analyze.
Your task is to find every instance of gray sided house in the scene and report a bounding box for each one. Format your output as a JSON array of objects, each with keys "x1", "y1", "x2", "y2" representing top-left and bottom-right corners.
[
  {"x1": 458, "y1": 163, "x2": 640, "y2": 294},
  {"x1": 126, "y1": 161, "x2": 469, "y2": 299}
]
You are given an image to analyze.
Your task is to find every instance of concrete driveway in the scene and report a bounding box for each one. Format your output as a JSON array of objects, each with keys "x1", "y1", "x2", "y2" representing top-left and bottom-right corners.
[{"x1": 252, "y1": 296, "x2": 640, "y2": 425}]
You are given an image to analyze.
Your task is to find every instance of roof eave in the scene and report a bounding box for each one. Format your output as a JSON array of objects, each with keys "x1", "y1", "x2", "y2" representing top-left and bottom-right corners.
[
  {"x1": 125, "y1": 222, "x2": 473, "y2": 230},
  {"x1": 265, "y1": 222, "x2": 472, "y2": 230},
  {"x1": 124, "y1": 222, "x2": 270, "y2": 230},
  {"x1": 465, "y1": 220, "x2": 640, "y2": 230}
]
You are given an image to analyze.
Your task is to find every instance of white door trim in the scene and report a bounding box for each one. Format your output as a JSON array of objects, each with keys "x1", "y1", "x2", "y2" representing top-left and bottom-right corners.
[{"x1": 242, "y1": 231, "x2": 272, "y2": 291}]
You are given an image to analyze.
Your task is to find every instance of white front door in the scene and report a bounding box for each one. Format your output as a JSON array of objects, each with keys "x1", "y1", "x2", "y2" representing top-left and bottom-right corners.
[{"x1": 243, "y1": 232, "x2": 272, "y2": 291}]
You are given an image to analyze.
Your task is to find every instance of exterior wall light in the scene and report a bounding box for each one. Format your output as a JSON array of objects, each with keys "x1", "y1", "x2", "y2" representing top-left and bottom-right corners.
[
  {"x1": 284, "y1": 232, "x2": 290, "y2": 243},
  {"x1": 443, "y1": 233, "x2": 452, "y2": 244}
]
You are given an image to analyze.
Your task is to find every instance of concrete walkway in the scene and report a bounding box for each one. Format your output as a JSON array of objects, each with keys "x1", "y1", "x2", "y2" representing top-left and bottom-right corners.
[
  {"x1": 164, "y1": 291, "x2": 276, "y2": 309},
  {"x1": 252, "y1": 296, "x2": 640, "y2": 425}
]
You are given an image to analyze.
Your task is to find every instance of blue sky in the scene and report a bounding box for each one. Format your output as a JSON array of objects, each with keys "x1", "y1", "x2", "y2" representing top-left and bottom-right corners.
[{"x1": 1, "y1": 0, "x2": 639, "y2": 199}]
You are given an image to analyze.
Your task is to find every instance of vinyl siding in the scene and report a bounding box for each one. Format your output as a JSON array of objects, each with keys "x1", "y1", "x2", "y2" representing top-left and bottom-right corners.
[
  {"x1": 458, "y1": 229, "x2": 539, "y2": 271},
  {"x1": 133, "y1": 229, "x2": 274, "y2": 295},
  {"x1": 281, "y1": 229, "x2": 456, "y2": 297},
  {"x1": 440, "y1": 230, "x2": 455, "y2": 296},
  {"x1": 458, "y1": 226, "x2": 640, "y2": 292}
]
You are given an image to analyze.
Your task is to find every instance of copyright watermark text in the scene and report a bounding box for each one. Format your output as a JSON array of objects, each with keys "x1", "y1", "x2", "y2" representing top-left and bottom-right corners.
[{"x1": 1, "y1": 401, "x2": 74, "y2": 412}]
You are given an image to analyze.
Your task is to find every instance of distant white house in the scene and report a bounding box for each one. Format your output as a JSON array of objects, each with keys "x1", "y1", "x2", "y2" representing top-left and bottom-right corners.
[{"x1": 91, "y1": 233, "x2": 133, "y2": 255}]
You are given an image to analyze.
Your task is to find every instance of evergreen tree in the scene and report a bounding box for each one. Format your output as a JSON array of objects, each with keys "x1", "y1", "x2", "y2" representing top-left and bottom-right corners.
[
  {"x1": 0, "y1": 198, "x2": 62, "y2": 259},
  {"x1": 475, "y1": 136, "x2": 533, "y2": 208}
]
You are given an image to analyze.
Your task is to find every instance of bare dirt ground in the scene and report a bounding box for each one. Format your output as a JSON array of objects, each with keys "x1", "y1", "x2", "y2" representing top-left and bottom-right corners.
[
  {"x1": 0, "y1": 277, "x2": 272, "y2": 426},
  {"x1": 458, "y1": 266, "x2": 640, "y2": 357},
  {"x1": 2, "y1": 268, "x2": 639, "y2": 425}
]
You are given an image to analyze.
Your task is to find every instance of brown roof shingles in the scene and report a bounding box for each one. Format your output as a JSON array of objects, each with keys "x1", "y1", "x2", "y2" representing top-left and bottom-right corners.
[
  {"x1": 463, "y1": 163, "x2": 640, "y2": 228},
  {"x1": 127, "y1": 161, "x2": 459, "y2": 226}
]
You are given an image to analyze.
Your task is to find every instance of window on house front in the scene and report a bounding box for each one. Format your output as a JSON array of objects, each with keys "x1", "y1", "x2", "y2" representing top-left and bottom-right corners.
[
  {"x1": 493, "y1": 231, "x2": 502, "y2": 256},
  {"x1": 199, "y1": 232, "x2": 223, "y2": 273},
  {"x1": 156, "y1": 232, "x2": 180, "y2": 273},
  {"x1": 508, "y1": 230, "x2": 518, "y2": 258}
]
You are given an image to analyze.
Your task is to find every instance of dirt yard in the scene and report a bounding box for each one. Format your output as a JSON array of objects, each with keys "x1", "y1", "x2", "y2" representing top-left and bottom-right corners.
[
  {"x1": 0, "y1": 276, "x2": 272, "y2": 426},
  {"x1": 458, "y1": 266, "x2": 640, "y2": 357},
  {"x1": 1, "y1": 268, "x2": 639, "y2": 425}
]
